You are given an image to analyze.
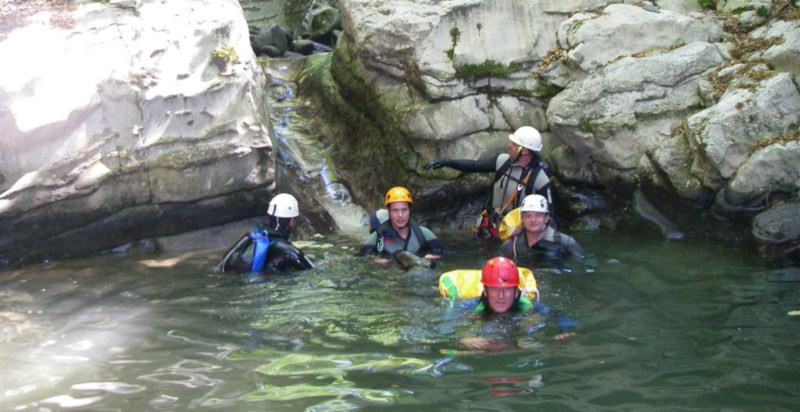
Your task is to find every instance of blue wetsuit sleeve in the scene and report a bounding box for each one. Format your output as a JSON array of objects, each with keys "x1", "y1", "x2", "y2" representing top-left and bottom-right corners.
[{"x1": 534, "y1": 302, "x2": 578, "y2": 332}]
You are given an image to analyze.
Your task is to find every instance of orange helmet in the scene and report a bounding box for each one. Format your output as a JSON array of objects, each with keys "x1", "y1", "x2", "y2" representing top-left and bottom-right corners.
[
  {"x1": 384, "y1": 186, "x2": 413, "y2": 206},
  {"x1": 481, "y1": 257, "x2": 519, "y2": 288}
]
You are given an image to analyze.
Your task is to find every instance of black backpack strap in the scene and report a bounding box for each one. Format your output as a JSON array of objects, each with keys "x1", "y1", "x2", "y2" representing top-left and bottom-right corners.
[
  {"x1": 523, "y1": 163, "x2": 542, "y2": 196},
  {"x1": 409, "y1": 220, "x2": 429, "y2": 253},
  {"x1": 484, "y1": 157, "x2": 514, "y2": 211}
]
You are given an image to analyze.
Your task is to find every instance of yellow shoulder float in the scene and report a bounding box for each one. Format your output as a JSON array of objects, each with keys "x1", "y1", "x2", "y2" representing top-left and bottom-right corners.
[
  {"x1": 438, "y1": 267, "x2": 538, "y2": 301},
  {"x1": 498, "y1": 207, "x2": 522, "y2": 241}
]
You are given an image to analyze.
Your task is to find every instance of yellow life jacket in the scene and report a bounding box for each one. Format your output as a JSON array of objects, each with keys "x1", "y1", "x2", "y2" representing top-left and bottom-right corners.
[
  {"x1": 438, "y1": 267, "x2": 538, "y2": 301},
  {"x1": 498, "y1": 207, "x2": 522, "y2": 241}
]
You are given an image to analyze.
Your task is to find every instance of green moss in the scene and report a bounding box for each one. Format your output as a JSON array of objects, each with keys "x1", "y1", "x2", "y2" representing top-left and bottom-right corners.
[
  {"x1": 299, "y1": 40, "x2": 418, "y2": 206},
  {"x1": 567, "y1": 20, "x2": 584, "y2": 36},
  {"x1": 578, "y1": 114, "x2": 605, "y2": 134},
  {"x1": 532, "y1": 82, "x2": 563, "y2": 99},
  {"x1": 446, "y1": 26, "x2": 461, "y2": 61},
  {"x1": 211, "y1": 44, "x2": 239, "y2": 70},
  {"x1": 228, "y1": 191, "x2": 249, "y2": 205},
  {"x1": 455, "y1": 60, "x2": 516, "y2": 80},
  {"x1": 698, "y1": 0, "x2": 715, "y2": 9}
]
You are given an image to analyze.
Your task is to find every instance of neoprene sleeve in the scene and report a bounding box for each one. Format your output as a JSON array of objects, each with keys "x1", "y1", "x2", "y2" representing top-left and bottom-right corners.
[{"x1": 441, "y1": 157, "x2": 497, "y2": 173}]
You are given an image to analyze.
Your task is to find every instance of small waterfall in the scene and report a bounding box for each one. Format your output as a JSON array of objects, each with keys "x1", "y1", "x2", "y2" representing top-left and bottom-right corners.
[{"x1": 262, "y1": 57, "x2": 368, "y2": 238}]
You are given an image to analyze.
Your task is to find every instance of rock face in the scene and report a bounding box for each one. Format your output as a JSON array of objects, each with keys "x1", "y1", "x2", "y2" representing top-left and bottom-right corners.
[
  {"x1": 318, "y1": 0, "x2": 800, "y2": 259},
  {"x1": 0, "y1": 0, "x2": 273, "y2": 265},
  {"x1": 2, "y1": 0, "x2": 799, "y2": 264},
  {"x1": 752, "y1": 201, "x2": 800, "y2": 263}
]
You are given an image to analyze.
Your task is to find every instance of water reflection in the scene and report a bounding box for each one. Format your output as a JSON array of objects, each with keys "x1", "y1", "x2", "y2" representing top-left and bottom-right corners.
[{"x1": 0, "y1": 232, "x2": 798, "y2": 411}]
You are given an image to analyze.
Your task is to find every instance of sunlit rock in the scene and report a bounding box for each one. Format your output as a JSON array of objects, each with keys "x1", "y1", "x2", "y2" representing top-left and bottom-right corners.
[
  {"x1": 687, "y1": 72, "x2": 800, "y2": 183},
  {"x1": 749, "y1": 19, "x2": 800, "y2": 78},
  {"x1": 723, "y1": 140, "x2": 800, "y2": 208},
  {"x1": 0, "y1": 0, "x2": 273, "y2": 265},
  {"x1": 547, "y1": 41, "x2": 724, "y2": 171},
  {"x1": 557, "y1": 4, "x2": 723, "y2": 76}
]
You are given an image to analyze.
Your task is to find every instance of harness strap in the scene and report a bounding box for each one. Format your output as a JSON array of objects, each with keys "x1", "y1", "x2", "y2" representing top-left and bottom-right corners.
[
  {"x1": 376, "y1": 219, "x2": 429, "y2": 254},
  {"x1": 498, "y1": 168, "x2": 532, "y2": 214}
]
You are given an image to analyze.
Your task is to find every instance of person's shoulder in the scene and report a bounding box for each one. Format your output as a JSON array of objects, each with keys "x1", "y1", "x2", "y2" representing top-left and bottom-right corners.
[
  {"x1": 419, "y1": 225, "x2": 438, "y2": 238},
  {"x1": 496, "y1": 153, "x2": 510, "y2": 168},
  {"x1": 362, "y1": 231, "x2": 379, "y2": 244}
]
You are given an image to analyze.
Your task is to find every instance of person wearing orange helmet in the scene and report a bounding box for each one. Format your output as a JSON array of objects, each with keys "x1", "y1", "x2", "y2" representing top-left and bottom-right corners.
[
  {"x1": 357, "y1": 186, "x2": 443, "y2": 260},
  {"x1": 424, "y1": 126, "x2": 555, "y2": 238},
  {"x1": 460, "y1": 257, "x2": 576, "y2": 349}
]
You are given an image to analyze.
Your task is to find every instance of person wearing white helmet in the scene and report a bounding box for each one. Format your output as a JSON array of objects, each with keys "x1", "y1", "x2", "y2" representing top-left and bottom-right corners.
[
  {"x1": 424, "y1": 126, "x2": 554, "y2": 239},
  {"x1": 216, "y1": 193, "x2": 313, "y2": 275},
  {"x1": 498, "y1": 194, "x2": 584, "y2": 261}
]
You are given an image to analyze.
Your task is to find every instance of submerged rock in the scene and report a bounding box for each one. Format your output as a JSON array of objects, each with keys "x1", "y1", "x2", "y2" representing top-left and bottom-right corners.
[
  {"x1": 751, "y1": 201, "x2": 800, "y2": 262},
  {"x1": 633, "y1": 188, "x2": 685, "y2": 240}
]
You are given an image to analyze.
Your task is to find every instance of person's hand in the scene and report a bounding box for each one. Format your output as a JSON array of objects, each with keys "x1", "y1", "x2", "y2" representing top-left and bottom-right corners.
[
  {"x1": 423, "y1": 159, "x2": 449, "y2": 170},
  {"x1": 373, "y1": 257, "x2": 391, "y2": 265},
  {"x1": 461, "y1": 337, "x2": 499, "y2": 349},
  {"x1": 554, "y1": 331, "x2": 576, "y2": 341},
  {"x1": 424, "y1": 254, "x2": 441, "y2": 260},
  {"x1": 461, "y1": 337, "x2": 518, "y2": 352}
]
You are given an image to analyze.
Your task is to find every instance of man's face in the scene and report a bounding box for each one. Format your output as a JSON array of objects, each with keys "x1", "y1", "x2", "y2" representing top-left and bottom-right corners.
[
  {"x1": 486, "y1": 286, "x2": 517, "y2": 313},
  {"x1": 522, "y1": 211, "x2": 548, "y2": 234},
  {"x1": 507, "y1": 140, "x2": 522, "y2": 160},
  {"x1": 388, "y1": 202, "x2": 410, "y2": 229}
]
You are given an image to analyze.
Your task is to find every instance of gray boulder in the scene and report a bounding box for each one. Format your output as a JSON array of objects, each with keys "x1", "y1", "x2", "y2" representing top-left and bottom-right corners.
[
  {"x1": 723, "y1": 140, "x2": 800, "y2": 208},
  {"x1": 751, "y1": 201, "x2": 800, "y2": 262},
  {"x1": 749, "y1": 19, "x2": 800, "y2": 78},
  {"x1": 687, "y1": 72, "x2": 800, "y2": 184},
  {"x1": 547, "y1": 41, "x2": 725, "y2": 171},
  {"x1": 557, "y1": 4, "x2": 723, "y2": 75},
  {"x1": 0, "y1": 0, "x2": 273, "y2": 265}
]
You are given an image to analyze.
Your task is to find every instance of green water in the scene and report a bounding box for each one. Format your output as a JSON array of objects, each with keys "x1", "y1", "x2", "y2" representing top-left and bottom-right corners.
[{"x1": 1, "y1": 230, "x2": 798, "y2": 411}]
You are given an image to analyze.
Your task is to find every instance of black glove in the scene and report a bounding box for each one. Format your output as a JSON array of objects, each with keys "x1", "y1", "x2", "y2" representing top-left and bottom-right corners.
[{"x1": 424, "y1": 159, "x2": 451, "y2": 170}]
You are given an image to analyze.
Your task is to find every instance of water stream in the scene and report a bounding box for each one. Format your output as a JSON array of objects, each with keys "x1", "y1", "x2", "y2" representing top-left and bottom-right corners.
[{"x1": 1, "y1": 230, "x2": 797, "y2": 411}]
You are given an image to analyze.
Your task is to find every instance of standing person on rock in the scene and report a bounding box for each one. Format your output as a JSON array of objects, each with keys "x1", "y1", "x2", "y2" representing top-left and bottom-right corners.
[
  {"x1": 423, "y1": 126, "x2": 554, "y2": 239},
  {"x1": 216, "y1": 193, "x2": 313, "y2": 276}
]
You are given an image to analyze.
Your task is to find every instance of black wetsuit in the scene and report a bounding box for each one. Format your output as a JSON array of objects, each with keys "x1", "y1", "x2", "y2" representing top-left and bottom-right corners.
[
  {"x1": 498, "y1": 226, "x2": 584, "y2": 262},
  {"x1": 357, "y1": 219, "x2": 443, "y2": 257},
  {"x1": 216, "y1": 225, "x2": 313, "y2": 273},
  {"x1": 434, "y1": 153, "x2": 553, "y2": 217}
]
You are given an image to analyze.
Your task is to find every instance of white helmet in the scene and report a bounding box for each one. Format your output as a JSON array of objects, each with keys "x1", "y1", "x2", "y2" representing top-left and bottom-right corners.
[
  {"x1": 520, "y1": 194, "x2": 549, "y2": 214},
  {"x1": 268, "y1": 193, "x2": 299, "y2": 218},
  {"x1": 509, "y1": 126, "x2": 542, "y2": 152}
]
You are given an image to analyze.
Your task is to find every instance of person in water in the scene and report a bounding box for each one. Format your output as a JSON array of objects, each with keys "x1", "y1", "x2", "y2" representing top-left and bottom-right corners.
[
  {"x1": 357, "y1": 186, "x2": 443, "y2": 261},
  {"x1": 424, "y1": 126, "x2": 554, "y2": 238},
  {"x1": 216, "y1": 193, "x2": 313, "y2": 274},
  {"x1": 498, "y1": 194, "x2": 584, "y2": 262},
  {"x1": 462, "y1": 257, "x2": 576, "y2": 349}
]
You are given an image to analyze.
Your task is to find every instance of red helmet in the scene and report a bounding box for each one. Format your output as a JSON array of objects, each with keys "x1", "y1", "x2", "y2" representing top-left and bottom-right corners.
[{"x1": 481, "y1": 257, "x2": 519, "y2": 288}]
